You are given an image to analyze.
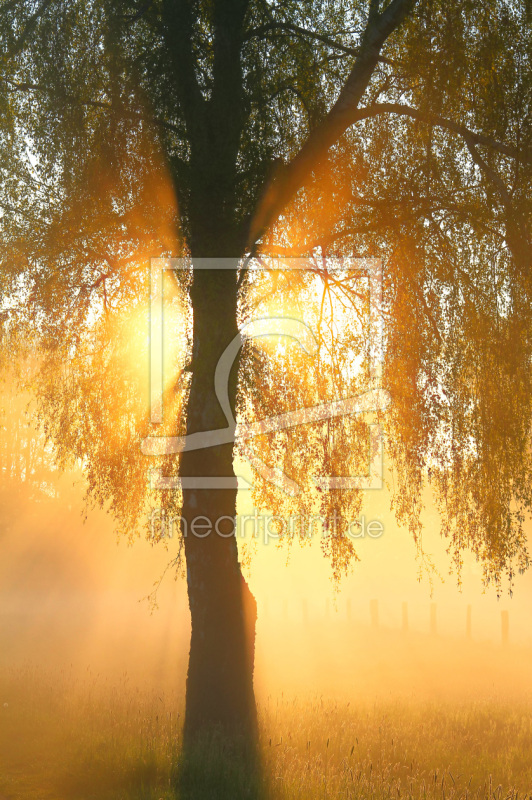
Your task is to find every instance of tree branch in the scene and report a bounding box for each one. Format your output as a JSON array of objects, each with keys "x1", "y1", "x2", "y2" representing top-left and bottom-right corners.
[
  {"x1": 347, "y1": 103, "x2": 532, "y2": 165},
  {"x1": 5, "y1": 79, "x2": 183, "y2": 136},
  {"x1": 464, "y1": 139, "x2": 530, "y2": 274},
  {"x1": 244, "y1": 21, "x2": 394, "y2": 65},
  {"x1": 248, "y1": 0, "x2": 416, "y2": 246},
  {"x1": 463, "y1": 137, "x2": 513, "y2": 204},
  {"x1": 406, "y1": 273, "x2": 444, "y2": 346}
]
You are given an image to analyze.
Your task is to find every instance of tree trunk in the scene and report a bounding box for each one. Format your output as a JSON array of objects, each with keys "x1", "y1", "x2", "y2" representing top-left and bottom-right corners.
[{"x1": 180, "y1": 263, "x2": 257, "y2": 742}]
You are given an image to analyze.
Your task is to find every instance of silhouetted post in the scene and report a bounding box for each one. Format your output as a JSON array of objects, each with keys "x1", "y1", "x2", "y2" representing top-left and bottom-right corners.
[
  {"x1": 370, "y1": 598, "x2": 379, "y2": 629},
  {"x1": 430, "y1": 603, "x2": 437, "y2": 635},
  {"x1": 466, "y1": 605, "x2": 472, "y2": 640},
  {"x1": 346, "y1": 598, "x2": 352, "y2": 621},
  {"x1": 402, "y1": 601, "x2": 409, "y2": 633},
  {"x1": 302, "y1": 598, "x2": 308, "y2": 625},
  {"x1": 501, "y1": 610, "x2": 509, "y2": 646}
]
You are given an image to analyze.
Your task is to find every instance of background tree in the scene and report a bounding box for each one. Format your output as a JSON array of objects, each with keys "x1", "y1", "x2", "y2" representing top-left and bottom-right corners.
[{"x1": 1, "y1": 0, "x2": 531, "y2": 749}]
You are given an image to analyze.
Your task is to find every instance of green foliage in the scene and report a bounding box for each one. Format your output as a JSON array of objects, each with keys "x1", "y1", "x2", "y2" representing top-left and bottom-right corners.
[{"x1": 1, "y1": 0, "x2": 531, "y2": 587}]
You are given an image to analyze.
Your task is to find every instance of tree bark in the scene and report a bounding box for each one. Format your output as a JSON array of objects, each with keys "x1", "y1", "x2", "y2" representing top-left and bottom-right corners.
[
  {"x1": 180, "y1": 264, "x2": 257, "y2": 742},
  {"x1": 165, "y1": 0, "x2": 257, "y2": 740},
  {"x1": 167, "y1": 0, "x2": 413, "y2": 747}
]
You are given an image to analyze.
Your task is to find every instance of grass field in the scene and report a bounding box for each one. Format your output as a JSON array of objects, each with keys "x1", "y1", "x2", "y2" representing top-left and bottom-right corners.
[{"x1": 1, "y1": 664, "x2": 531, "y2": 800}]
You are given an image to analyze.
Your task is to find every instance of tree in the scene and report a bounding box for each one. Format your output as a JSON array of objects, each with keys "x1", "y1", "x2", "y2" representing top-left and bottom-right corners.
[{"x1": 2, "y1": 0, "x2": 531, "y2": 749}]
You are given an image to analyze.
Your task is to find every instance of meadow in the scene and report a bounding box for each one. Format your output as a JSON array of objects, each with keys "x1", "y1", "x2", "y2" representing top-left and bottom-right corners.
[
  {"x1": 1, "y1": 663, "x2": 531, "y2": 800},
  {"x1": 2, "y1": 486, "x2": 532, "y2": 800}
]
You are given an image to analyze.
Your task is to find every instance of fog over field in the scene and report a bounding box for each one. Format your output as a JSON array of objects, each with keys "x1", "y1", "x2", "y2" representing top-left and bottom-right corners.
[
  {"x1": 2, "y1": 468, "x2": 532, "y2": 705},
  {"x1": 2, "y1": 461, "x2": 532, "y2": 799}
]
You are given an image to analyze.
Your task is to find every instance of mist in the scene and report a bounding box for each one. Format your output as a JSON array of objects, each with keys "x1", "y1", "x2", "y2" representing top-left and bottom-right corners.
[{"x1": 2, "y1": 454, "x2": 532, "y2": 708}]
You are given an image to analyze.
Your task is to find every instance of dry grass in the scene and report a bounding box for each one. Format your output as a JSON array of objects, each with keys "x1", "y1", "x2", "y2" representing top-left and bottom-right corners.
[{"x1": 1, "y1": 664, "x2": 531, "y2": 800}]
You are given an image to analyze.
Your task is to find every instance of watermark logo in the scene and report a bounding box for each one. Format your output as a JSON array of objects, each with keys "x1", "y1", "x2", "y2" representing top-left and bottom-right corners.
[
  {"x1": 141, "y1": 257, "x2": 389, "y2": 494},
  {"x1": 149, "y1": 508, "x2": 385, "y2": 543}
]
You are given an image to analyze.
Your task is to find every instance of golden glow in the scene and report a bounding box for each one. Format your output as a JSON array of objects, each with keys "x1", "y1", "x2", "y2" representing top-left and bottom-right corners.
[{"x1": 1, "y1": 460, "x2": 532, "y2": 699}]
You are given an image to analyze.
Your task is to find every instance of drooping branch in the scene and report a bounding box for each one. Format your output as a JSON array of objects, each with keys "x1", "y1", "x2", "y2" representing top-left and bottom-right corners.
[
  {"x1": 4, "y1": 79, "x2": 183, "y2": 136},
  {"x1": 244, "y1": 20, "x2": 394, "y2": 65},
  {"x1": 464, "y1": 138, "x2": 514, "y2": 205},
  {"x1": 347, "y1": 103, "x2": 532, "y2": 165},
  {"x1": 464, "y1": 138, "x2": 530, "y2": 275},
  {"x1": 244, "y1": 21, "x2": 358, "y2": 55},
  {"x1": 248, "y1": 0, "x2": 532, "y2": 250},
  {"x1": 248, "y1": 0, "x2": 416, "y2": 245}
]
